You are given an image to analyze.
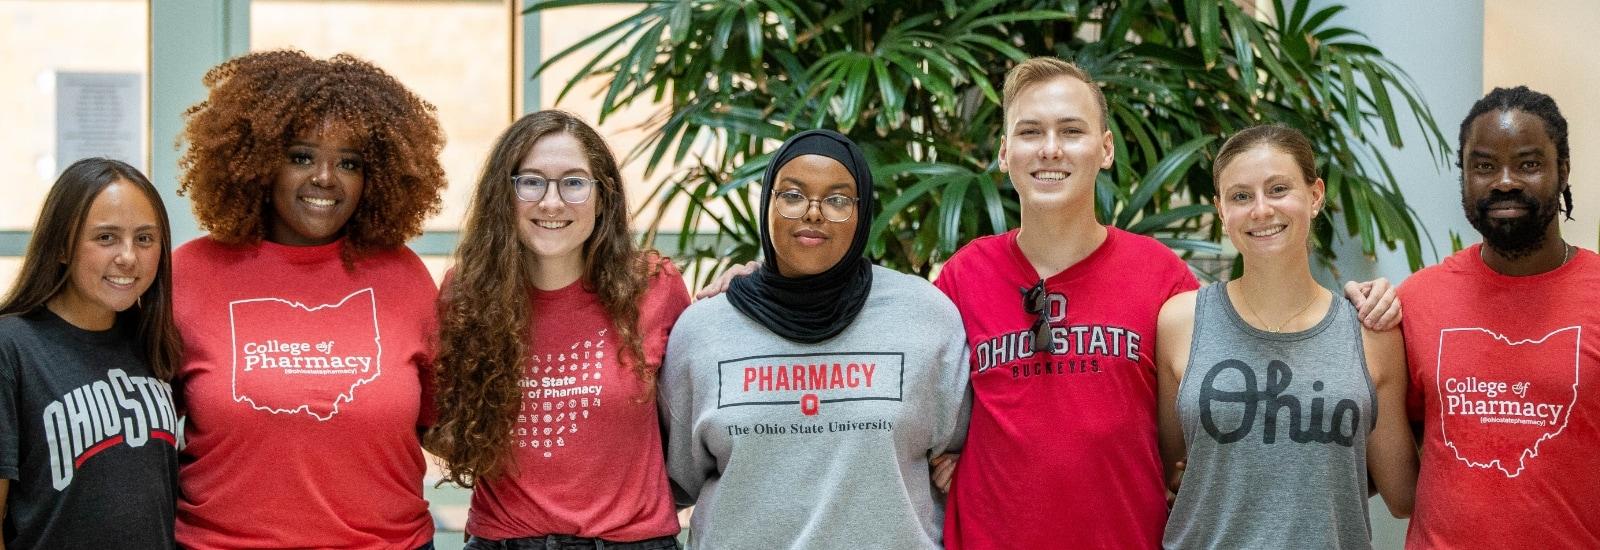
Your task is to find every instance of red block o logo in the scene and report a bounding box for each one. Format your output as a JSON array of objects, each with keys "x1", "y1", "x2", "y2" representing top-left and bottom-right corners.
[{"x1": 800, "y1": 393, "x2": 820, "y2": 416}]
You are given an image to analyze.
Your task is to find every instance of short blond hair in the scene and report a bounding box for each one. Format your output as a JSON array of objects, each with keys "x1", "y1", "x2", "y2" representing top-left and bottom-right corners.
[{"x1": 1001, "y1": 57, "x2": 1109, "y2": 131}]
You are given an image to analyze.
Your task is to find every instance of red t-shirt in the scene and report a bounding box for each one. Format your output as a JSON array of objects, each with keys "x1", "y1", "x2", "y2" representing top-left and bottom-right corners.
[
  {"x1": 172, "y1": 238, "x2": 436, "y2": 550},
  {"x1": 1400, "y1": 244, "x2": 1600, "y2": 549},
  {"x1": 465, "y1": 260, "x2": 690, "y2": 542},
  {"x1": 934, "y1": 227, "x2": 1198, "y2": 550}
]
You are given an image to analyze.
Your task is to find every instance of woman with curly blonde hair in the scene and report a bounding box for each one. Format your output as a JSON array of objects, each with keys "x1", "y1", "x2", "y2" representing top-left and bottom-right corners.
[
  {"x1": 428, "y1": 110, "x2": 688, "y2": 550},
  {"x1": 170, "y1": 50, "x2": 446, "y2": 549}
]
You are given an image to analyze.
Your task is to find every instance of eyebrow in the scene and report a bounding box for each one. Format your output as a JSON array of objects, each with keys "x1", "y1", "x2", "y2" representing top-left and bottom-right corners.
[
  {"x1": 1468, "y1": 147, "x2": 1547, "y2": 158},
  {"x1": 289, "y1": 141, "x2": 363, "y2": 156},
  {"x1": 1223, "y1": 174, "x2": 1294, "y2": 192},
  {"x1": 515, "y1": 167, "x2": 592, "y2": 177},
  {"x1": 88, "y1": 223, "x2": 160, "y2": 232},
  {"x1": 778, "y1": 176, "x2": 855, "y2": 193},
  {"x1": 1014, "y1": 116, "x2": 1088, "y2": 126}
]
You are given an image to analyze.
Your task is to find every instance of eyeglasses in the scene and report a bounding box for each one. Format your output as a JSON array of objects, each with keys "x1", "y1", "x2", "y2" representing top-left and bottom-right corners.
[
  {"x1": 774, "y1": 190, "x2": 859, "y2": 222},
  {"x1": 512, "y1": 175, "x2": 595, "y2": 204},
  {"x1": 1021, "y1": 279, "x2": 1052, "y2": 354}
]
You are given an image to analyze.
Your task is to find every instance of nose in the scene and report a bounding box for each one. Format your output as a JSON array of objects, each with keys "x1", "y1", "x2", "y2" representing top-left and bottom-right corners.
[
  {"x1": 312, "y1": 162, "x2": 335, "y2": 188},
  {"x1": 537, "y1": 182, "x2": 566, "y2": 212},
  {"x1": 802, "y1": 198, "x2": 826, "y2": 223},
  {"x1": 1491, "y1": 166, "x2": 1521, "y2": 192},
  {"x1": 1040, "y1": 131, "x2": 1065, "y2": 160},
  {"x1": 1248, "y1": 194, "x2": 1272, "y2": 220},
  {"x1": 113, "y1": 240, "x2": 137, "y2": 267}
]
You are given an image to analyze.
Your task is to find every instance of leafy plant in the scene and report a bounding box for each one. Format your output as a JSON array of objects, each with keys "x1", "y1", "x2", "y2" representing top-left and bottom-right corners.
[{"x1": 528, "y1": 0, "x2": 1448, "y2": 285}]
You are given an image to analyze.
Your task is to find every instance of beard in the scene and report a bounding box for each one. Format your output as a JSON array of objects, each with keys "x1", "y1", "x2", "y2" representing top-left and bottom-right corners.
[{"x1": 1462, "y1": 187, "x2": 1560, "y2": 260}]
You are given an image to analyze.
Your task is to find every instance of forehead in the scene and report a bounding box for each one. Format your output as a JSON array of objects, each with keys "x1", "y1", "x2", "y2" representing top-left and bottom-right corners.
[
  {"x1": 774, "y1": 154, "x2": 856, "y2": 192},
  {"x1": 85, "y1": 179, "x2": 160, "y2": 223},
  {"x1": 1217, "y1": 146, "x2": 1306, "y2": 187},
  {"x1": 518, "y1": 132, "x2": 591, "y2": 172},
  {"x1": 1006, "y1": 76, "x2": 1100, "y2": 126},
  {"x1": 292, "y1": 120, "x2": 363, "y2": 148},
  {"x1": 1466, "y1": 109, "x2": 1555, "y2": 152}
]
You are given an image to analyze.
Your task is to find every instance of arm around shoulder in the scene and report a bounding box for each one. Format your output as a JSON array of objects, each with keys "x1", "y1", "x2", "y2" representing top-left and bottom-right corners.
[{"x1": 1362, "y1": 325, "x2": 1417, "y2": 518}]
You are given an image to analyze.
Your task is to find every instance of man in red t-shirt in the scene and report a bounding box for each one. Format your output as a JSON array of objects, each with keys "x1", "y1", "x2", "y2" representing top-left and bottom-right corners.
[
  {"x1": 934, "y1": 57, "x2": 1402, "y2": 550},
  {"x1": 1399, "y1": 86, "x2": 1600, "y2": 548}
]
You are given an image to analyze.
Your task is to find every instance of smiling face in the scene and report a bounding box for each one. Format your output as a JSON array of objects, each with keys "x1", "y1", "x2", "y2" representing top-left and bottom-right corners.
[
  {"x1": 49, "y1": 179, "x2": 162, "y2": 330},
  {"x1": 1461, "y1": 109, "x2": 1568, "y2": 258},
  {"x1": 1000, "y1": 76, "x2": 1114, "y2": 212},
  {"x1": 514, "y1": 131, "x2": 599, "y2": 276},
  {"x1": 768, "y1": 154, "x2": 859, "y2": 277},
  {"x1": 1215, "y1": 145, "x2": 1325, "y2": 260},
  {"x1": 269, "y1": 121, "x2": 365, "y2": 246}
]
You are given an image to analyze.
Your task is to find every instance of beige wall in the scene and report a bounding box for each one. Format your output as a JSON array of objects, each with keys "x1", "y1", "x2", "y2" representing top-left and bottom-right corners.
[{"x1": 1484, "y1": 0, "x2": 1600, "y2": 250}]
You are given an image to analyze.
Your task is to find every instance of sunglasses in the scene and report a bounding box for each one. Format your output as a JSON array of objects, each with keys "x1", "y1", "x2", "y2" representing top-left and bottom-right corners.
[{"x1": 1021, "y1": 279, "x2": 1052, "y2": 354}]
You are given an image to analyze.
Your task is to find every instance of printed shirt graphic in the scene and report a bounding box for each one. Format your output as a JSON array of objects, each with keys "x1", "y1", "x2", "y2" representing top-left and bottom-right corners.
[
  {"x1": 933, "y1": 228, "x2": 1198, "y2": 550},
  {"x1": 1400, "y1": 245, "x2": 1600, "y2": 549},
  {"x1": 662, "y1": 266, "x2": 969, "y2": 550},
  {"x1": 172, "y1": 237, "x2": 436, "y2": 550},
  {"x1": 230, "y1": 288, "x2": 383, "y2": 420},
  {"x1": 0, "y1": 309, "x2": 179, "y2": 549},
  {"x1": 468, "y1": 262, "x2": 689, "y2": 542}
]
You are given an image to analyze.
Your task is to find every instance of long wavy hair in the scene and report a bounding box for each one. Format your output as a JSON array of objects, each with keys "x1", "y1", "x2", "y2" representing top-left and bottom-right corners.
[
  {"x1": 429, "y1": 110, "x2": 657, "y2": 486},
  {"x1": 0, "y1": 158, "x2": 182, "y2": 380}
]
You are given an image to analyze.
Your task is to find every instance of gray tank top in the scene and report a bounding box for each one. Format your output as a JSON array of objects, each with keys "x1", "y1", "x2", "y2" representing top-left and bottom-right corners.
[{"x1": 1163, "y1": 283, "x2": 1377, "y2": 550}]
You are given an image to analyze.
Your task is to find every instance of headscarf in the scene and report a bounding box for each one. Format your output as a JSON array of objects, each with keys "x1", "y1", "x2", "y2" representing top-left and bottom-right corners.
[{"x1": 724, "y1": 129, "x2": 876, "y2": 344}]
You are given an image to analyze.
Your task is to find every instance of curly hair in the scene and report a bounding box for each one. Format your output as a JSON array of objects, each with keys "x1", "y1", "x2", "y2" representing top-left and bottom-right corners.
[
  {"x1": 428, "y1": 110, "x2": 660, "y2": 486},
  {"x1": 176, "y1": 50, "x2": 447, "y2": 258}
]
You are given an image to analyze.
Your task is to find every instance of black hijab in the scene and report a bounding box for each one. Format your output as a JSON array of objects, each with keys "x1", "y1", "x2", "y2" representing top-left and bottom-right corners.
[{"x1": 725, "y1": 129, "x2": 876, "y2": 344}]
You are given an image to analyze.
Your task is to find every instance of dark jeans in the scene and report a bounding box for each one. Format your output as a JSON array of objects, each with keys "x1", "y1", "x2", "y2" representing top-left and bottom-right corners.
[{"x1": 464, "y1": 534, "x2": 679, "y2": 550}]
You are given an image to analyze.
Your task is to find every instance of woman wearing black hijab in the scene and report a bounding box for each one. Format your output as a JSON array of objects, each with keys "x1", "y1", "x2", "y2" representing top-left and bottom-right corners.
[{"x1": 659, "y1": 130, "x2": 969, "y2": 549}]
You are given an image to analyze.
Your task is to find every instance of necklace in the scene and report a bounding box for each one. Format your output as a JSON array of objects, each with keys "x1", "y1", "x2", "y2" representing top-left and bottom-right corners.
[
  {"x1": 1480, "y1": 242, "x2": 1574, "y2": 268},
  {"x1": 1235, "y1": 282, "x2": 1322, "y2": 333}
]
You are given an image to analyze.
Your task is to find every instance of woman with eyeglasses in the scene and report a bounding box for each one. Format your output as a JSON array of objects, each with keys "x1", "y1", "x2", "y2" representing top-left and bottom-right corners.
[
  {"x1": 428, "y1": 110, "x2": 689, "y2": 550},
  {"x1": 1155, "y1": 125, "x2": 1415, "y2": 549},
  {"x1": 659, "y1": 129, "x2": 969, "y2": 549},
  {"x1": 171, "y1": 50, "x2": 445, "y2": 549}
]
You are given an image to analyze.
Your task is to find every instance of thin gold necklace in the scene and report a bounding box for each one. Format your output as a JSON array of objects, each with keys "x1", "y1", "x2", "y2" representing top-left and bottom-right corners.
[
  {"x1": 1234, "y1": 282, "x2": 1322, "y2": 333},
  {"x1": 1480, "y1": 242, "x2": 1573, "y2": 267}
]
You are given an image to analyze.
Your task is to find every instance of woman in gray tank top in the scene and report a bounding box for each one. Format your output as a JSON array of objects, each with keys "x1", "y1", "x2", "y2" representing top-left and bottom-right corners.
[{"x1": 1154, "y1": 126, "x2": 1417, "y2": 549}]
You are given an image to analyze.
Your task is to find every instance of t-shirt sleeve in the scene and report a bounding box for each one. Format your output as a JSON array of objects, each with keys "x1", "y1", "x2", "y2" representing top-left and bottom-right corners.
[
  {"x1": 659, "y1": 313, "x2": 709, "y2": 508},
  {"x1": 413, "y1": 264, "x2": 443, "y2": 429},
  {"x1": 0, "y1": 337, "x2": 20, "y2": 480},
  {"x1": 643, "y1": 260, "x2": 692, "y2": 370},
  {"x1": 1398, "y1": 284, "x2": 1426, "y2": 422}
]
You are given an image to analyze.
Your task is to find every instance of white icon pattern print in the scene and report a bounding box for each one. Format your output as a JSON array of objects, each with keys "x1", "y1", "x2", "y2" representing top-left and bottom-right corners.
[{"x1": 517, "y1": 328, "x2": 606, "y2": 458}]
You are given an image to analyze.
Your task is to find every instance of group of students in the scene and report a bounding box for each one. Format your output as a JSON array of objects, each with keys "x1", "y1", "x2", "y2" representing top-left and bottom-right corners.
[{"x1": 0, "y1": 48, "x2": 1593, "y2": 550}]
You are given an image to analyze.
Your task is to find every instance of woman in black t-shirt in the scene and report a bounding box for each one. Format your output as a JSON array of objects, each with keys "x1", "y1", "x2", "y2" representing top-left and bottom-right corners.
[{"x1": 0, "y1": 158, "x2": 182, "y2": 548}]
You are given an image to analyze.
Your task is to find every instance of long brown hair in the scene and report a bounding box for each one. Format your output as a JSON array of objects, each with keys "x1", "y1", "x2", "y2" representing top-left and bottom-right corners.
[
  {"x1": 0, "y1": 158, "x2": 182, "y2": 380},
  {"x1": 429, "y1": 110, "x2": 657, "y2": 486}
]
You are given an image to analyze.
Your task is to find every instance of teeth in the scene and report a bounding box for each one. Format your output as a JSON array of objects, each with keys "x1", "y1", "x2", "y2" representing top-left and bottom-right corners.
[
  {"x1": 1035, "y1": 171, "x2": 1067, "y2": 181},
  {"x1": 535, "y1": 220, "x2": 571, "y2": 229},
  {"x1": 107, "y1": 277, "x2": 135, "y2": 285},
  {"x1": 1248, "y1": 225, "x2": 1287, "y2": 237},
  {"x1": 302, "y1": 197, "x2": 335, "y2": 207}
]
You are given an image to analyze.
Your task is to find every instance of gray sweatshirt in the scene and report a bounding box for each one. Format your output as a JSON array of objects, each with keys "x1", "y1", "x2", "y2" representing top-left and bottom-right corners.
[{"x1": 660, "y1": 265, "x2": 969, "y2": 550}]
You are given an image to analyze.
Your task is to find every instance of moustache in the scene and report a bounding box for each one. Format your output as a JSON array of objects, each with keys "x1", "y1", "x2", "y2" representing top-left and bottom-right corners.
[{"x1": 1474, "y1": 190, "x2": 1541, "y2": 216}]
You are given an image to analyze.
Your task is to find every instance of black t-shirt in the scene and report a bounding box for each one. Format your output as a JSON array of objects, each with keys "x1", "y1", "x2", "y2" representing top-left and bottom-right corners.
[{"x1": 1, "y1": 308, "x2": 179, "y2": 548}]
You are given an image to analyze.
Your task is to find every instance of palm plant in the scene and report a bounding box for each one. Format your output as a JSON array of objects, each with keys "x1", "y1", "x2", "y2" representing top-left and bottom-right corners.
[{"x1": 529, "y1": 0, "x2": 1448, "y2": 284}]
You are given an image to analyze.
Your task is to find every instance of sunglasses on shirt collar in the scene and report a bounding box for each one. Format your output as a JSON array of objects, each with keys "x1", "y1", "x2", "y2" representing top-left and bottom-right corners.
[{"x1": 1021, "y1": 279, "x2": 1052, "y2": 354}]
